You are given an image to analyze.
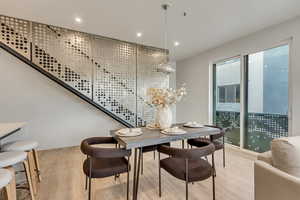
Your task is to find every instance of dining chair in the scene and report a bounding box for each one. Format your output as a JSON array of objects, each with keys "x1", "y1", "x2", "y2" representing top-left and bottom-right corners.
[
  {"x1": 0, "y1": 168, "x2": 15, "y2": 200},
  {"x1": 80, "y1": 137, "x2": 131, "y2": 200},
  {"x1": 157, "y1": 142, "x2": 216, "y2": 200},
  {"x1": 188, "y1": 125, "x2": 227, "y2": 168}
]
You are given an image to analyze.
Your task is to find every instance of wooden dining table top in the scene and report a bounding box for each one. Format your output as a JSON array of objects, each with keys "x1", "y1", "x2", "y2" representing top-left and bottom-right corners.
[
  {"x1": 0, "y1": 122, "x2": 26, "y2": 140},
  {"x1": 110, "y1": 123, "x2": 220, "y2": 150}
]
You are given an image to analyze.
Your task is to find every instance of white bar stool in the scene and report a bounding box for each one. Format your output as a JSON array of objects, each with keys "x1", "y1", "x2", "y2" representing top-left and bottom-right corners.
[
  {"x1": 0, "y1": 151, "x2": 35, "y2": 200},
  {"x1": 0, "y1": 168, "x2": 15, "y2": 200},
  {"x1": 2, "y1": 140, "x2": 41, "y2": 185}
]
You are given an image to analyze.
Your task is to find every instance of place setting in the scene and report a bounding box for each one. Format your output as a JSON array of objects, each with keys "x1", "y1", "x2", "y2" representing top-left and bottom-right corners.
[
  {"x1": 160, "y1": 121, "x2": 204, "y2": 135},
  {"x1": 115, "y1": 128, "x2": 143, "y2": 137},
  {"x1": 183, "y1": 121, "x2": 205, "y2": 128}
]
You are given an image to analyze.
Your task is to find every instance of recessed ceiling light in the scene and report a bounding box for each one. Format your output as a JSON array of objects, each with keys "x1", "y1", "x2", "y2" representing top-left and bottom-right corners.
[
  {"x1": 75, "y1": 17, "x2": 82, "y2": 23},
  {"x1": 136, "y1": 32, "x2": 142, "y2": 37},
  {"x1": 174, "y1": 41, "x2": 180, "y2": 46}
]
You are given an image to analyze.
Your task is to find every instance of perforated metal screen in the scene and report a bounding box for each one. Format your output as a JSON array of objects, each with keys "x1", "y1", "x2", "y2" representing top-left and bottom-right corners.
[{"x1": 0, "y1": 15, "x2": 169, "y2": 127}]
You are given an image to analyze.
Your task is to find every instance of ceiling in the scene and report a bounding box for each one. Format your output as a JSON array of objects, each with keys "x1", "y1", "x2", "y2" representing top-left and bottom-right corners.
[{"x1": 1, "y1": 0, "x2": 300, "y2": 61}]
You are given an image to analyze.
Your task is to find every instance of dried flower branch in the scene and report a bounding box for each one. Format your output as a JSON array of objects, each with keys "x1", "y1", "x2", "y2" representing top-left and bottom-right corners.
[{"x1": 147, "y1": 84, "x2": 187, "y2": 107}]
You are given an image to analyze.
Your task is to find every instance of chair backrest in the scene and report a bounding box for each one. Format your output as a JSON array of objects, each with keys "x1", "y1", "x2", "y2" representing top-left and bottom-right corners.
[
  {"x1": 205, "y1": 125, "x2": 227, "y2": 140},
  {"x1": 80, "y1": 137, "x2": 131, "y2": 158},
  {"x1": 158, "y1": 143, "x2": 215, "y2": 160}
]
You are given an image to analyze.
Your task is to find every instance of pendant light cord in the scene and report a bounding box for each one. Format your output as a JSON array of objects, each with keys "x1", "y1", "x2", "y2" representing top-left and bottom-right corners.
[{"x1": 164, "y1": 5, "x2": 168, "y2": 64}]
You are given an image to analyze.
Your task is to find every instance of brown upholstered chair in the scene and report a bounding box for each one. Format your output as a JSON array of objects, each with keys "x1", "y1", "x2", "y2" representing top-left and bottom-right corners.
[
  {"x1": 80, "y1": 137, "x2": 131, "y2": 200},
  {"x1": 188, "y1": 125, "x2": 227, "y2": 168},
  {"x1": 157, "y1": 142, "x2": 215, "y2": 200}
]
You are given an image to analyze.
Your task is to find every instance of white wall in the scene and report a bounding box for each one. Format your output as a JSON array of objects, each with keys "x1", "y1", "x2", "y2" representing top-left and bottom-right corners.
[
  {"x1": 169, "y1": 62, "x2": 177, "y2": 123},
  {"x1": 0, "y1": 48, "x2": 123, "y2": 150},
  {"x1": 176, "y1": 16, "x2": 300, "y2": 136}
]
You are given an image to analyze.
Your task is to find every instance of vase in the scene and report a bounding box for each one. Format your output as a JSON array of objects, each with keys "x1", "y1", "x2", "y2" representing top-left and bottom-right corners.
[{"x1": 157, "y1": 105, "x2": 172, "y2": 130}]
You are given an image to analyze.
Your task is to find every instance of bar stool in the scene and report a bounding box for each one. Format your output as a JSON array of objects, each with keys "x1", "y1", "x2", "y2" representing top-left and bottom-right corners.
[
  {"x1": 0, "y1": 168, "x2": 15, "y2": 200},
  {"x1": 2, "y1": 140, "x2": 41, "y2": 186},
  {"x1": 0, "y1": 151, "x2": 35, "y2": 200}
]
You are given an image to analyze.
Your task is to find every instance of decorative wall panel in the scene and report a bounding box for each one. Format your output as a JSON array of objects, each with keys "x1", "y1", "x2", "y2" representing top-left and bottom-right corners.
[
  {"x1": 0, "y1": 15, "x2": 30, "y2": 58},
  {"x1": 92, "y1": 37, "x2": 137, "y2": 125},
  {"x1": 0, "y1": 15, "x2": 169, "y2": 127},
  {"x1": 31, "y1": 23, "x2": 93, "y2": 98},
  {"x1": 137, "y1": 46, "x2": 169, "y2": 126}
]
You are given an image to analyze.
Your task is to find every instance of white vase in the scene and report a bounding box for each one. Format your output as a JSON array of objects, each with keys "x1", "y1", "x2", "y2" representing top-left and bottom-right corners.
[{"x1": 157, "y1": 105, "x2": 172, "y2": 130}]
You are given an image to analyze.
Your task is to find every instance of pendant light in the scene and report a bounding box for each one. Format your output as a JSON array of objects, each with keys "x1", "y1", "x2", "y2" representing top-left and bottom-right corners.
[{"x1": 157, "y1": 3, "x2": 176, "y2": 74}]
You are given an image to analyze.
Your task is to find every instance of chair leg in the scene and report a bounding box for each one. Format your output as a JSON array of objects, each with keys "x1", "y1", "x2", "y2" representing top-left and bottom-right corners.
[
  {"x1": 27, "y1": 151, "x2": 37, "y2": 195},
  {"x1": 127, "y1": 172, "x2": 130, "y2": 200},
  {"x1": 85, "y1": 155, "x2": 88, "y2": 190},
  {"x1": 85, "y1": 175, "x2": 88, "y2": 190},
  {"x1": 158, "y1": 152, "x2": 161, "y2": 197},
  {"x1": 88, "y1": 158, "x2": 92, "y2": 200},
  {"x1": 211, "y1": 151, "x2": 216, "y2": 200},
  {"x1": 23, "y1": 160, "x2": 35, "y2": 200},
  {"x1": 127, "y1": 156, "x2": 130, "y2": 200},
  {"x1": 186, "y1": 180, "x2": 188, "y2": 200},
  {"x1": 212, "y1": 173, "x2": 216, "y2": 200},
  {"x1": 4, "y1": 167, "x2": 16, "y2": 200},
  {"x1": 223, "y1": 147, "x2": 226, "y2": 168},
  {"x1": 185, "y1": 159, "x2": 189, "y2": 200},
  {"x1": 182, "y1": 140, "x2": 185, "y2": 149},
  {"x1": 88, "y1": 177, "x2": 92, "y2": 200},
  {"x1": 223, "y1": 136, "x2": 226, "y2": 168},
  {"x1": 32, "y1": 149, "x2": 41, "y2": 182},
  {"x1": 153, "y1": 150, "x2": 155, "y2": 160}
]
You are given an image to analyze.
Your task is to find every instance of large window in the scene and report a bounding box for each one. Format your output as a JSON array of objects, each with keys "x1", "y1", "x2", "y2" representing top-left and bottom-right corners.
[
  {"x1": 245, "y1": 45, "x2": 289, "y2": 152},
  {"x1": 213, "y1": 58, "x2": 241, "y2": 147},
  {"x1": 213, "y1": 44, "x2": 289, "y2": 152}
]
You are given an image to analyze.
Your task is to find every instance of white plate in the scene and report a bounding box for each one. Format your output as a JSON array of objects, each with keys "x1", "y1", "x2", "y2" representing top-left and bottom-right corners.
[
  {"x1": 115, "y1": 131, "x2": 143, "y2": 137},
  {"x1": 183, "y1": 123, "x2": 204, "y2": 128},
  {"x1": 161, "y1": 130, "x2": 187, "y2": 135},
  {"x1": 161, "y1": 127, "x2": 187, "y2": 135}
]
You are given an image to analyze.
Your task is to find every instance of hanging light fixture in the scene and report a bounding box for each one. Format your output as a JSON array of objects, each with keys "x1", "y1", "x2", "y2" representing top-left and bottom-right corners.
[{"x1": 157, "y1": 3, "x2": 176, "y2": 74}]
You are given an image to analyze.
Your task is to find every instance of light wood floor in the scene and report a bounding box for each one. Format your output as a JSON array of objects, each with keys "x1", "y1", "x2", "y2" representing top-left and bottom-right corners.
[{"x1": 20, "y1": 143, "x2": 255, "y2": 200}]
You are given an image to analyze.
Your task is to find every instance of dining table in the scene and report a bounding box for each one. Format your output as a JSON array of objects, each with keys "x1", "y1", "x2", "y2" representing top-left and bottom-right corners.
[
  {"x1": 0, "y1": 122, "x2": 26, "y2": 148},
  {"x1": 111, "y1": 123, "x2": 221, "y2": 200}
]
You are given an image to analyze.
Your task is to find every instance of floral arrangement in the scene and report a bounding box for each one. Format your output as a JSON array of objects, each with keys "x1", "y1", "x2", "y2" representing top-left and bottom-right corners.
[{"x1": 147, "y1": 85, "x2": 187, "y2": 107}]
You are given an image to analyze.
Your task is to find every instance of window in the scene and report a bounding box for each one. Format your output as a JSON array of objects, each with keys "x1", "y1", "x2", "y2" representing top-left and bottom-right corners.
[
  {"x1": 218, "y1": 84, "x2": 240, "y2": 103},
  {"x1": 213, "y1": 44, "x2": 289, "y2": 153},
  {"x1": 213, "y1": 57, "x2": 241, "y2": 147}
]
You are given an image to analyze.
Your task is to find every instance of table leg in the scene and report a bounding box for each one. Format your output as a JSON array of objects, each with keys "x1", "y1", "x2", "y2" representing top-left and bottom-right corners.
[
  {"x1": 132, "y1": 148, "x2": 137, "y2": 200},
  {"x1": 132, "y1": 148, "x2": 142, "y2": 200}
]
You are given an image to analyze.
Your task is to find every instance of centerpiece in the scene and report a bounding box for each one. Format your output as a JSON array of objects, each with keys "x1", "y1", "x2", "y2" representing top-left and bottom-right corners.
[{"x1": 147, "y1": 85, "x2": 186, "y2": 129}]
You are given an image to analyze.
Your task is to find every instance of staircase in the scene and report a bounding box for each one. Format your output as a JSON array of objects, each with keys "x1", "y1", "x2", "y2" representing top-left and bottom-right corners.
[{"x1": 0, "y1": 15, "x2": 169, "y2": 127}]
